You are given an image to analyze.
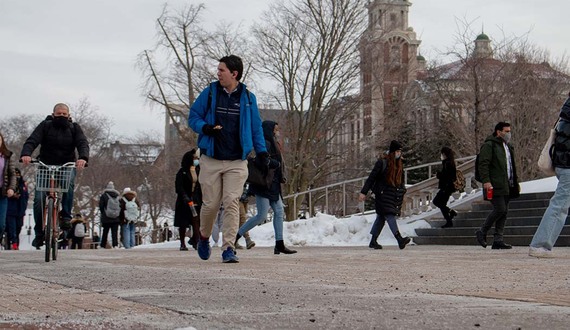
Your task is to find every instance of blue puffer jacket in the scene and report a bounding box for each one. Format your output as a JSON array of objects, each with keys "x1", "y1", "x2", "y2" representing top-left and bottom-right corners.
[
  {"x1": 553, "y1": 97, "x2": 570, "y2": 168},
  {"x1": 188, "y1": 81, "x2": 267, "y2": 160}
]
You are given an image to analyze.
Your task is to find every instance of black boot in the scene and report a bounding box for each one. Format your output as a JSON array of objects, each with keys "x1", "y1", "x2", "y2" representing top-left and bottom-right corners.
[
  {"x1": 234, "y1": 233, "x2": 242, "y2": 247},
  {"x1": 395, "y1": 232, "x2": 411, "y2": 250},
  {"x1": 369, "y1": 235, "x2": 382, "y2": 249},
  {"x1": 274, "y1": 240, "x2": 297, "y2": 255},
  {"x1": 441, "y1": 209, "x2": 454, "y2": 228}
]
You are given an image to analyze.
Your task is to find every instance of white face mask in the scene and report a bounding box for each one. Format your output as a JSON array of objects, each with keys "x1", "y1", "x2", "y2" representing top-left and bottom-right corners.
[
  {"x1": 441, "y1": 154, "x2": 445, "y2": 161},
  {"x1": 502, "y1": 132, "x2": 512, "y2": 143}
]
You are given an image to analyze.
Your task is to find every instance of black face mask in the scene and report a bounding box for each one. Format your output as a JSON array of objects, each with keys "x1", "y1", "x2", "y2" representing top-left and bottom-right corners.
[{"x1": 52, "y1": 116, "x2": 69, "y2": 129}]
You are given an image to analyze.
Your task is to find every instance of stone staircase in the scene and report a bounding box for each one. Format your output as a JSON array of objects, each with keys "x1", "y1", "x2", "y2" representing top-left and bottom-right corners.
[{"x1": 414, "y1": 192, "x2": 570, "y2": 246}]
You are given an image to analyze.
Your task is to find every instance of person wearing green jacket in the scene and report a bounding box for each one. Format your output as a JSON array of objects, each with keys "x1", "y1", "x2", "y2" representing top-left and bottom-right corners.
[{"x1": 475, "y1": 122, "x2": 520, "y2": 249}]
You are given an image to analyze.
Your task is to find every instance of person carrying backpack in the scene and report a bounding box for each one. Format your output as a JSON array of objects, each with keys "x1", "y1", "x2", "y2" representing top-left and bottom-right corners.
[
  {"x1": 99, "y1": 181, "x2": 121, "y2": 249},
  {"x1": 433, "y1": 147, "x2": 458, "y2": 228},
  {"x1": 70, "y1": 213, "x2": 87, "y2": 249},
  {"x1": 120, "y1": 187, "x2": 140, "y2": 249}
]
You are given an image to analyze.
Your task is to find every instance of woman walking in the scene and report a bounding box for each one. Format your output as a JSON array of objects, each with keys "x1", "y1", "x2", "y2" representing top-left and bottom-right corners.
[
  {"x1": 236, "y1": 121, "x2": 296, "y2": 255},
  {"x1": 433, "y1": 147, "x2": 458, "y2": 228},
  {"x1": 359, "y1": 140, "x2": 411, "y2": 250},
  {"x1": 174, "y1": 149, "x2": 202, "y2": 251},
  {"x1": 0, "y1": 132, "x2": 16, "y2": 247}
]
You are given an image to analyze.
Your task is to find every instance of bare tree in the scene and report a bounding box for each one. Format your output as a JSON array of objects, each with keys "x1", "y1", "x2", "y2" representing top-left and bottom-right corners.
[
  {"x1": 252, "y1": 0, "x2": 366, "y2": 219},
  {"x1": 137, "y1": 4, "x2": 208, "y2": 147},
  {"x1": 424, "y1": 18, "x2": 570, "y2": 180}
]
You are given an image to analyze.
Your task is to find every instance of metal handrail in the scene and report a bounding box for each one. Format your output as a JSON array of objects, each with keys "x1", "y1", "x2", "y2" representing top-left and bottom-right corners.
[{"x1": 283, "y1": 155, "x2": 477, "y2": 219}]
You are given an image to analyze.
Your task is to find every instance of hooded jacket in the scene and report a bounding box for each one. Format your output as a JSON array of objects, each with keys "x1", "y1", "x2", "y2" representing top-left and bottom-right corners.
[
  {"x1": 553, "y1": 97, "x2": 570, "y2": 168},
  {"x1": 174, "y1": 150, "x2": 202, "y2": 227},
  {"x1": 120, "y1": 190, "x2": 141, "y2": 223},
  {"x1": 20, "y1": 115, "x2": 89, "y2": 165},
  {"x1": 249, "y1": 121, "x2": 283, "y2": 202},
  {"x1": 478, "y1": 134, "x2": 519, "y2": 196},
  {"x1": 99, "y1": 188, "x2": 121, "y2": 224}
]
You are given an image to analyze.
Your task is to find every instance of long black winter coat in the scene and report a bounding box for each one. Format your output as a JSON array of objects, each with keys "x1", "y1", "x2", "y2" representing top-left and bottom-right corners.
[
  {"x1": 553, "y1": 97, "x2": 570, "y2": 168},
  {"x1": 20, "y1": 115, "x2": 89, "y2": 165},
  {"x1": 249, "y1": 121, "x2": 283, "y2": 202},
  {"x1": 437, "y1": 158, "x2": 457, "y2": 192},
  {"x1": 174, "y1": 156, "x2": 202, "y2": 228},
  {"x1": 361, "y1": 158, "x2": 406, "y2": 216}
]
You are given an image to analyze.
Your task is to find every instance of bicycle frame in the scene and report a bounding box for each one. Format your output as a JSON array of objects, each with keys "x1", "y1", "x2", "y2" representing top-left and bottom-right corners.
[{"x1": 32, "y1": 161, "x2": 76, "y2": 262}]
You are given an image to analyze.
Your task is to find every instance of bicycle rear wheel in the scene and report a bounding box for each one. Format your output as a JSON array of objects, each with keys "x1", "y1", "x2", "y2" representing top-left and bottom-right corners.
[{"x1": 45, "y1": 199, "x2": 53, "y2": 262}]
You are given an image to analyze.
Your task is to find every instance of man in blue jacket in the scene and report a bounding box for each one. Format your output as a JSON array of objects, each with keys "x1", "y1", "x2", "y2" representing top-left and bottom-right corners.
[{"x1": 189, "y1": 55, "x2": 267, "y2": 263}]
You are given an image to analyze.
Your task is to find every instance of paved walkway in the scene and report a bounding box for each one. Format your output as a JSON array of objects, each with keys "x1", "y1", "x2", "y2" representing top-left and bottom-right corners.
[{"x1": 0, "y1": 245, "x2": 569, "y2": 329}]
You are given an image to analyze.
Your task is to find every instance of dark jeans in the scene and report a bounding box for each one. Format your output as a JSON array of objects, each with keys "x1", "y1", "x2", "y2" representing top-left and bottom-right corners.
[
  {"x1": 71, "y1": 237, "x2": 84, "y2": 249},
  {"x1": 480, "y1": 194, "x2": 510, "y2": 242},
  {"x1": 6, "y1": 214, "x2": 19, "y2": 244},
  {"x1": 370, "y1": 213, "x2": 399, "y2": 238},
  {"x1": 433, "y1": 189, "x2": 453, "y2": 220},
  {"x1": 101, "y1": 223, "x2": 119, "y2": 248}
]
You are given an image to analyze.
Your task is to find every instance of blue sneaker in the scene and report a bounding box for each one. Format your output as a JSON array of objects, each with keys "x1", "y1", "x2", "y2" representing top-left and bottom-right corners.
[
  {"x1": 222, "y1": 247, "x2": 239, "y2": 263},
  {"x1": 197, "y1": 239, "x2": 211, "y2": 260}
]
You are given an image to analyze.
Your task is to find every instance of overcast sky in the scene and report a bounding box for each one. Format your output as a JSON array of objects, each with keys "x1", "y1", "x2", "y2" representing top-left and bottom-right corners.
[{"x1": 0, "y1": 0, "x2": 568, "y2": 140}]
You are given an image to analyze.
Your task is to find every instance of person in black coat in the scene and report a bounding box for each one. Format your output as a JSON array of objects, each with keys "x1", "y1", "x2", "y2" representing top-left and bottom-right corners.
[
  {"x1": 235, "y1": 121, "x2": 296, "y2": 255},
  {"x1": 433, "y1": 147, "x2": 458, "y2": 228},
  {"x1": 174, "y1": 148, "x2": 202, "y2": 251},
  {"x1": 359, "y1": 140, "x2": 411, "y2": 250}
]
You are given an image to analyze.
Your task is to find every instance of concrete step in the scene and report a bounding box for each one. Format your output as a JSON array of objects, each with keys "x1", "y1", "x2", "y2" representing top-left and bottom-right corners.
[
  {"x1": 416, "y1": 192, "x2": 570, "y2": 246},
  {"x1": 413, "y1": 235, "x2": 570, "y2": 247},
  {"x1": 429, "y1": 216, "x2": 570, "y2": 228},
  {"x1": 454, "y1": 208, "x2": 551, "y2": 220},
  {"x1": 416, "y1": 226, "x2": 570, "y2": 237},
  {"x1": 471, "y1": 199, "x2": 551, "y2": 211}
]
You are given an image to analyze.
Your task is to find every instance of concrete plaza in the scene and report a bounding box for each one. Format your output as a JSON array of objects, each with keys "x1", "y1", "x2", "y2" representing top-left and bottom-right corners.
[{"x1": 0, "y1": 245, "x2": 569, "y2": 329}]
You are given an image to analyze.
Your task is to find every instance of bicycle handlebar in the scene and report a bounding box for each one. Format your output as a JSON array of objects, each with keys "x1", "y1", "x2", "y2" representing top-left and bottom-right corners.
[{"x1": 20, "y1": 159, "x2": 86, "y2": 168}]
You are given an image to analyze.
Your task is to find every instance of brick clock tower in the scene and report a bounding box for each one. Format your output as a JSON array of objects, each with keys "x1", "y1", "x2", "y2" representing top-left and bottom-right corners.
[{"x1": 359, "y1": 0, "x2": 422, "y2": 141}]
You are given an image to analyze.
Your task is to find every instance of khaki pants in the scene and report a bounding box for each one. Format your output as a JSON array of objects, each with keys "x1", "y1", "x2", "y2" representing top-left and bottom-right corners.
[
  {"x1": 198, "y1": 155, "x2": 248, "y2": 250},
  {"x1": 239, "y1": 201, "x2": 250, "y2": 239}
]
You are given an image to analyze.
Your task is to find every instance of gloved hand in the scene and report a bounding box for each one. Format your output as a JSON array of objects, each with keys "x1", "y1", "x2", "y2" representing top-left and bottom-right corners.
[
  {"x1": 255, "y1": 152, "x2": 270, "y2": 168},
  {"x1": 202, "y1": 124, "x2": 221, "y2": 136}
]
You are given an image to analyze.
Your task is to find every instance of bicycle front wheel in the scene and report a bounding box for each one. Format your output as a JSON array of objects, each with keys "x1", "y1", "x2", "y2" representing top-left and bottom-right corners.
[{"x1": 45, "y1": 199, "x2": 53, "y2": 262}]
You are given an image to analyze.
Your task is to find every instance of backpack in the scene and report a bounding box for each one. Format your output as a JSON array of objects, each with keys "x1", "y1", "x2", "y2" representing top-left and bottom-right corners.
[
  {"x1": 474, "y1": 153, "x2": 482, "y2": 182},
  {"x1": 123, "y1": 197, "x2": 139, "y2": 221},
  {"x1": 74, "y1": 222, "x2": 85, "y2": 238},
  {"x1": 453, "y1": 169, "x2": 466, "y2": 191},
  {"x1": 105, "y1": 193, "x2": 121, "y2": 218},
  {"x1": 474, "y1": 141, "x2": 494, "y2": 182}
]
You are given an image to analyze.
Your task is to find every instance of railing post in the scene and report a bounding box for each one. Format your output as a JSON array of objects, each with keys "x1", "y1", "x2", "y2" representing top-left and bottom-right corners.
[
  {"x1": 308, "y1": 190, "x2": 312, "y2": 218},
  {"x1": 342, "y1": 183, "x2": 346, "y2": 216},
  {"x1": 325, "y1": 187, "x2": 329, "y2": 214}
]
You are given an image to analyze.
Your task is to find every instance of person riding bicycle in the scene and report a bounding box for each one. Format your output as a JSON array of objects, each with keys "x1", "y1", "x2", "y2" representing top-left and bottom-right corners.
[{"x1": 20, "y1": 103, "x2": 89, "y2": 249}]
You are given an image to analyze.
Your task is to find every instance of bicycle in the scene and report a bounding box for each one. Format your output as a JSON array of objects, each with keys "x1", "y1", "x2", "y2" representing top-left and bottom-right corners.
[{"x1": 31, "y1": 160, "x2": 76, "y2": 262}]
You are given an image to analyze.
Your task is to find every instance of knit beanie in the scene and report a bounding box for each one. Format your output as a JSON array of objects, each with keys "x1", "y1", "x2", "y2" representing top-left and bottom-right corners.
[
  {"x1": 106, "y1": 181, "x2": 115, "y2": 190},
  {"x1": 389, "y1": 140, "x2": 403, "y2": 153}
]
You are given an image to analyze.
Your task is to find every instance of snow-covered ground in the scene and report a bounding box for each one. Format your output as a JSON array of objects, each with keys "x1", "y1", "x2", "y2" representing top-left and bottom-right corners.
[{"x1": 12, "y1": 176, "x2": 558, "y2": 251}]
